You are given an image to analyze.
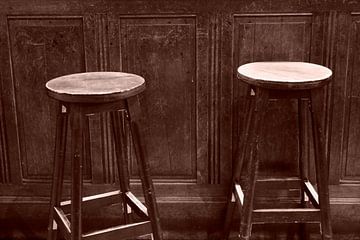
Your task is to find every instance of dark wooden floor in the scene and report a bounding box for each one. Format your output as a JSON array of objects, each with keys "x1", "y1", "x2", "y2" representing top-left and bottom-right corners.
[{"x1": 1, "y1": 220, "x2": 360, "y2": 240}]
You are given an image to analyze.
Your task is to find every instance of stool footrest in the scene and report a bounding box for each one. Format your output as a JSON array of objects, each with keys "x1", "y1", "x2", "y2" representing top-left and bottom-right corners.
[
  {"x1": 125, "y1": 191, "x2": 148, "y2": 218},
  {"x1": 252, "y1": 208, "x2": 321, "y2": 224},
  {"x1": 256, "y1": 177, "x2": 301, "y2": 189},
  {"x1": 54, "y1": 207, "x2": 71, "y2": 240},
  {"x1": 54, "y1": 203, "x2": 152, "y2": 240},
  {"x1": 303, "y1": 180, "x2": 320, "y2": 207},
  {"x1": 234, "y1": 183, "x2": 244, "y2": 206},
  {"x1": 60, "y1": 190, "x2": 121, "y2": 213},
  {"x1": 82, "y1": 221, "x2": 152, "y2": 240},
  {"x1": 59, "y1": 190, "x2": 149, "y2": 220}
]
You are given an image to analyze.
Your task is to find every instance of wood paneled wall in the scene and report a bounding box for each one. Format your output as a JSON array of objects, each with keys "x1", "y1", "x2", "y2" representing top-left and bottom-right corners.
[{"x1": 0, "y1": 0, "x2": 360, "y2": 238}]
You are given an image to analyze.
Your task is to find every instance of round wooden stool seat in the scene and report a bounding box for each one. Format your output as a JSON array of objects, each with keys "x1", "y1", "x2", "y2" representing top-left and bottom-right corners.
[
  {"x1": 237, "y1": 62, "x2": 332, "y2": 90},
  {"x1": 46, "y1": 72, "x2": 145, "y2": 103}
]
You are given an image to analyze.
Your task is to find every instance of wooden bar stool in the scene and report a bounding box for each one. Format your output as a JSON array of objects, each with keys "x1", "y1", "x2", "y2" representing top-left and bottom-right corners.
[
  {"x1": 46, "y1": 72, "x2": 162, "y2": 240},
  {"x1": 222, "y1": 62, "x2": 333, "y2": 240}
]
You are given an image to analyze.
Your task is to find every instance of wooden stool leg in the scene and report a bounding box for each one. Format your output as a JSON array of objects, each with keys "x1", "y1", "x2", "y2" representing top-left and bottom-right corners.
[
  {"x1": 130, "y1": 122, "x2": 163, "y2": 240},
  {"x1": 69, "y1": 105, "x2": 84, "y2": 240},
  {"x1": 298, "y1": 98, "x2": 308, "y2": 202},
  {"x1": 298, "y1": 98, "x2": 309, "y2": 240},
  {"x1": 309, "y1": 89, "x2": 333, "y2": 240},
  {"x1": 47, "y1": 104, "x2": 68, "y2": 240},
  {"x1": 222, "y1": 89, "x2": 254, "y2": 240},
  {"x1": 239, "y1": 88, "x2": 269, "y2": 240},
  {"x1": 111, "y1": 110, "x2": 131, "y2": 223},
  {"x1": 126, "y1": 98, "x2": 163, "y2": 240}
]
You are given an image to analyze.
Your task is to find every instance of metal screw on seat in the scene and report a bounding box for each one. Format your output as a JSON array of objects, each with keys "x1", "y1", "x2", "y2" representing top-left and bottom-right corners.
[
  {"x1": 46, "y1": 72, "x2": 163, "y2": 240},
  {"x1": 222, "y1": 62, "x2": 333, "y2": 240}
]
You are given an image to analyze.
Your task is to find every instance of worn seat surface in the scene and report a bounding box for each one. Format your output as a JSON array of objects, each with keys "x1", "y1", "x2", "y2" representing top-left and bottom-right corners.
[
  {"x1": 46, "y1": 72, "x2": 145, "y2": 103},
  {"x1": 237, "y1": 62, "x2": 332, "y2": 90}
]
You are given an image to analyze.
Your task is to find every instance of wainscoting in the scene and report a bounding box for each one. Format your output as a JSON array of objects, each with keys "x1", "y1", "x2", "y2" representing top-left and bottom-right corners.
[{"x1": 0, "y1": 0, "x2": 359, "y2": 239}]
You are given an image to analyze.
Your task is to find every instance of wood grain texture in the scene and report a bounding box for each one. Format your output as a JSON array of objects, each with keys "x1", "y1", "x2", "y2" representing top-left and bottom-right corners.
[
  {"x1": 344, "y1": 15, "x2": 360, "y2": 180},
  {"x1": 7, "y1": 16, "x2": 87, "y2": 181},
  {"x1": 119, "y1": 16, "x2": 197, "y2": 181},
  {"x1": 219, "y1": 12, "x2": 233, "y2": 185},
  {"x1": 46, "y1": 72, "x2": 146, "y2": 103},
  {"x1": 0, "y1": 0, "x2": 359, "y2": 238},
  {"x1": 330, "y1": 13, "x2": 360, "y2": 182},
  {"x1": 237, "y1": 62, "x2": 332, "y2": 89}
]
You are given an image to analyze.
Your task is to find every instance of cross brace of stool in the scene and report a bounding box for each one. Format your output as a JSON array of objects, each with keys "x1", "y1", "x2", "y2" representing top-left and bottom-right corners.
[
  {"x1": 232, "y1": 179, "x2": 321, "y2": 224},
  {"x1": 52, "y1": 190, "x2": 151, "y2": 240},
  {"x1": 222, "y1": 87, "x2": 333, "y2": 240},
  {"x1": 47, "y1": 98, "x2": 162, "y2": 240}
]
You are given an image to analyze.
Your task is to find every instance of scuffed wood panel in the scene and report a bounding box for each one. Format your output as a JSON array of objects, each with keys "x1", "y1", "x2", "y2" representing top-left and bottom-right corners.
[
  {"x1": 233, "y1": 14, "x2": 313, "y2": 177},
  {"x1": 119, "y1": 16, "x2": 197, "y2": 181},
  {"x1": 7, "y1": 16, "x2": 91, "y2": 181}
]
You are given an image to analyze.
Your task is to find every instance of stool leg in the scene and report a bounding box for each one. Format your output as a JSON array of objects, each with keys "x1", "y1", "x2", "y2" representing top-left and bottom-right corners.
[
  {"x1": 130, "y1": 121, "x2": 162, "y2": 240},
  {"x1": 47, "y1": 104, "x2": 68, "y2": 240},
  {"x1": 69, "y1": 105, "x2": 84, "y2": 240},
  {"x1": 111, "y1": 110, "x2": 131, "y2": 223},
  {"x1": 298, "y1": 98, "x2": 308, "y2": 202},
  {"x1": 309, "y1": 89, "x2": 333, "y2": 240},
  {"x1": 222, "y1": 89, "x2": 254, "y2": 240},
  {"x1": 239, "y1": 88, "x2": 269, "y2": 240},
  {"x1": 298, "y1": 98, "x2": 309, "y2": 240},
  {"x1": 126, "y1": 98, "x2": 163, "y2": 240}
]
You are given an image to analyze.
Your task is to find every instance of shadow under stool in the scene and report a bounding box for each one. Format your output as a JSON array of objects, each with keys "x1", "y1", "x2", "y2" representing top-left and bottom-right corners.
[
  {"x1": 45, "y1": 72, "x2": 162, "y2": 240},
  {"x1": 222, "y1": 62, "x2": 333, "y2": 240}
]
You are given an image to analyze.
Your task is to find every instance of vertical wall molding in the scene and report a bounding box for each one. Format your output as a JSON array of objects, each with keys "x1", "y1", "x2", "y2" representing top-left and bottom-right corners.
[
  {"x1": 208, "y1": 14, "x2": 221, "y2": 184},
  {"x1": 0, "y1": 99, "x2": 9, "y2": 183},
  {"x1": 96, "y1": 13, "x2": 109, "y2": 71},
  {"x1": 322, "y1": 11, "x2": 338, "y2": 184},
  {"x1": 89, "y1": 13, "x2": 118, "y2": 184}
]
